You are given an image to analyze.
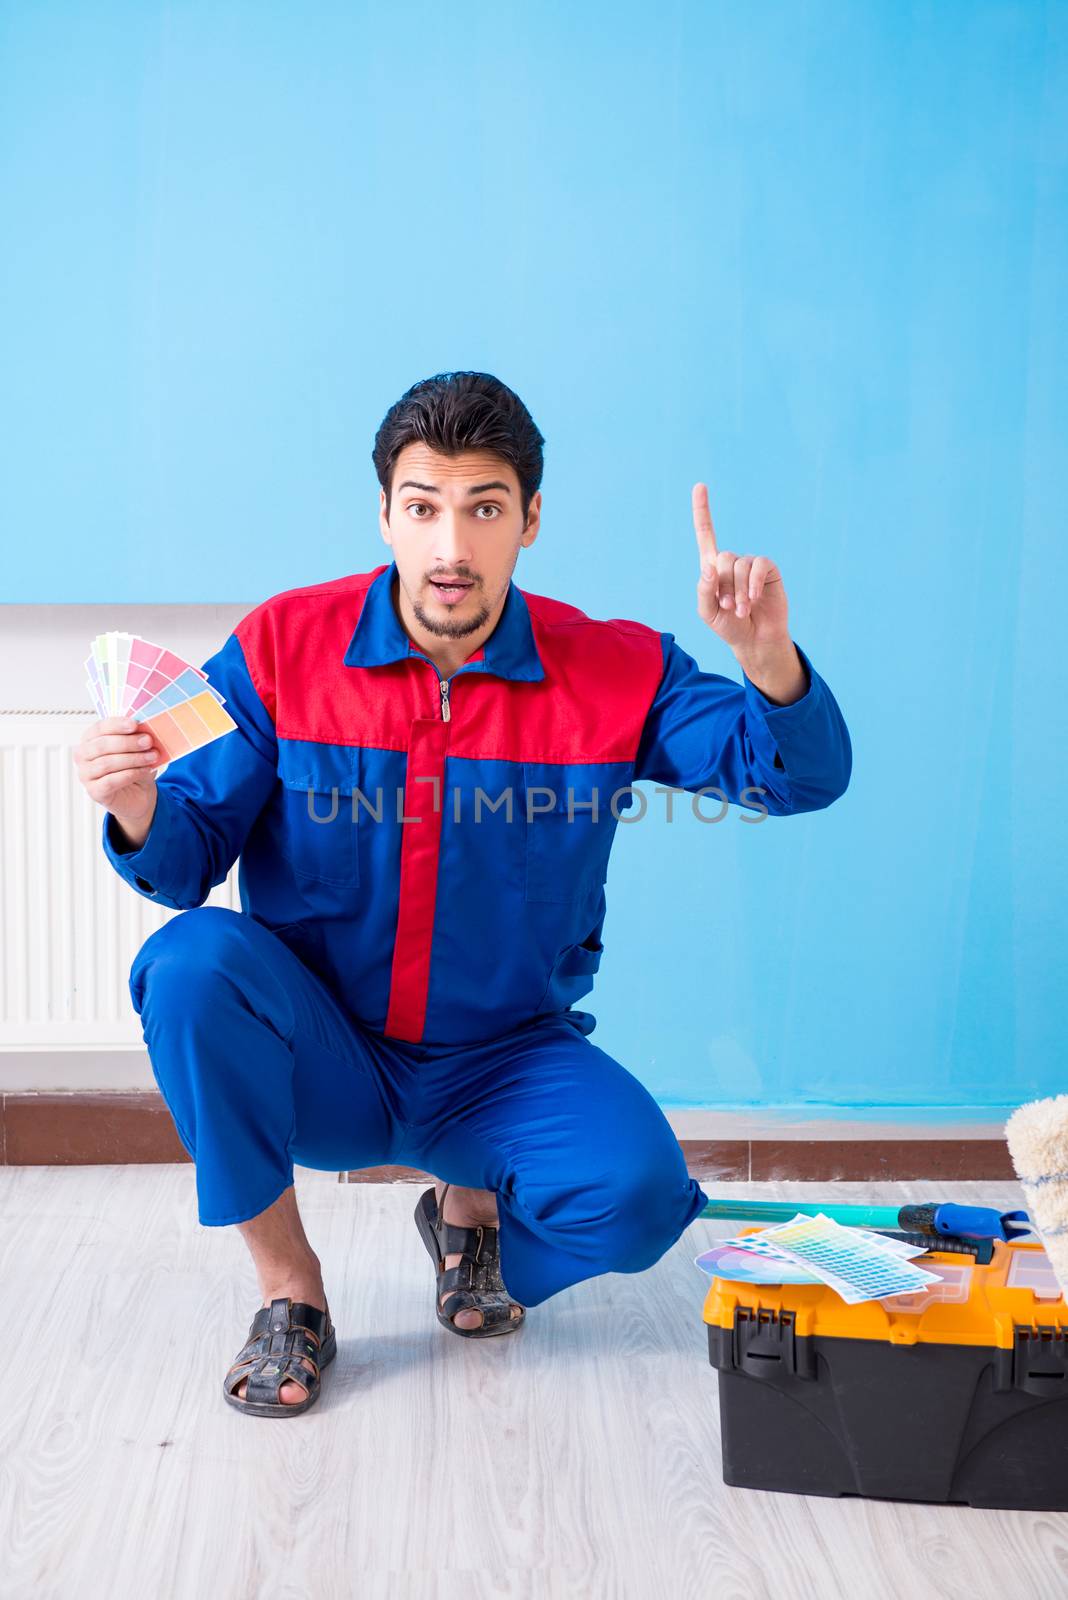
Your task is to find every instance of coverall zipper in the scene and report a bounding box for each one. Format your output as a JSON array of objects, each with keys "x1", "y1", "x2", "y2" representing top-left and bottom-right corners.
[{"x1": 409, "y1": 651, "x2": 480, "y2": 723}]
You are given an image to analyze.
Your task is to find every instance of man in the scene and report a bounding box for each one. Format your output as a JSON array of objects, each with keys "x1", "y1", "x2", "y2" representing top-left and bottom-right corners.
[{"x1": 75, "y1": 371, "x2": 852, "y2": 1418}]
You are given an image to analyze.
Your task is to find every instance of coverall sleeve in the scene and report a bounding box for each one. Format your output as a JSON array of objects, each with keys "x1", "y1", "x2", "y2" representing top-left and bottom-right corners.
[
  {"x1": 99, "y1": 631, "x2": 279, "y2": 910},
  {"x1": 632, "y1": 633, "x2": 852, "y2": 816}
]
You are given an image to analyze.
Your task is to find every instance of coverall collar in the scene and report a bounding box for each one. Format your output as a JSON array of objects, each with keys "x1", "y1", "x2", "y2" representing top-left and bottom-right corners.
[{"x1": 344, "y1": 560, "x2": 545, "y2": 682}]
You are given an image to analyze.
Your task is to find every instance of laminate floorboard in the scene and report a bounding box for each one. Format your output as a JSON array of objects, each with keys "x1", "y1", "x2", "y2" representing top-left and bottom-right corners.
[{"x1": 0, "y1": 1167, "x2": 1064, "y2": 1599}]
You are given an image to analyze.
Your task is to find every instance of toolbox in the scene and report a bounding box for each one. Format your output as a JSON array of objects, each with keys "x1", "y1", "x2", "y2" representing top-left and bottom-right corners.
[{"x1": 704, "y1": 1238, "x2": 1068, "y2": 1509}]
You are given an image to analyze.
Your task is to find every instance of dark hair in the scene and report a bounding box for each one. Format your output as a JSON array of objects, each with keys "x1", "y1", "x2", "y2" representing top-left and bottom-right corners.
[{"x1": 372, "y1": 371, "x2": 545, "y2": 525}]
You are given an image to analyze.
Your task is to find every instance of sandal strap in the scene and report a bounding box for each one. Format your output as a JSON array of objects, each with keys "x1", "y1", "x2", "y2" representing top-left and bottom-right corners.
[
  {"x1": 433, "y1": 1184, "x2": 499, "y2": 1260},
  {"x1": 240, "y1": 1352, "x2": 317, "y2": 1406},
  {"x1": 248, "y1": 1297, "x2": 330, "y2": 1345},
  {"x1": 439, "y1": 1257, "x2": 508, "y2": 1297},
  {"x1": 230, "y1": 1329, "x2": 323, "y2": 1369},
  {"x1": 435, "y1": 1217, "x2": 501, "y2": 1264}
]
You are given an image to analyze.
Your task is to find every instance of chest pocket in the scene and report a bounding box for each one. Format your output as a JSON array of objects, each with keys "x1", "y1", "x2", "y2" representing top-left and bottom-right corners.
[
  {"x1": 277, "y1": 740, "x2": 361, "y2": 887},
  {"x1": 523, "y1": 763, "x2": 627, "y2": 904}
]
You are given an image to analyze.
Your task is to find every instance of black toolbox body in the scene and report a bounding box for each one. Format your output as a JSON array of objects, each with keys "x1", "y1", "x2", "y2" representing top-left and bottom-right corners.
[{"x1": 704, "y1": 1240, "x2": 1068, "y2": 1509}]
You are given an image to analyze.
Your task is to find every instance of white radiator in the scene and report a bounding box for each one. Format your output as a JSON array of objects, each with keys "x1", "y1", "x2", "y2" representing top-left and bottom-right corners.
[{"x1": 0, "y1": 713, "x2": 240, "y2": 1049}]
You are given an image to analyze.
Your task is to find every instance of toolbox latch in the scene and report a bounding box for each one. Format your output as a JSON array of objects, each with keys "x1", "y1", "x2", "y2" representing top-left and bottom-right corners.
[
  {"x1": 995, "y1": 1326, "x2": 1068, "y2": 1396},
  {"x1": 727, "y1": 1307, "x2": 816, "y2": 1381}
]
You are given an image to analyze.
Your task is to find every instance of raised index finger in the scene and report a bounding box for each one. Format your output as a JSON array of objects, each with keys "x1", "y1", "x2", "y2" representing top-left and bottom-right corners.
[{"x1": 692, "y1": 483, "x2": 719, "y2": 569}]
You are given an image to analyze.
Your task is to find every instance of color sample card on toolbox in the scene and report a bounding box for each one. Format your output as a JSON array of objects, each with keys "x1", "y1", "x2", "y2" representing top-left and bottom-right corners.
[
  {"x1": 85, "y1": 631, "x2": 237, "y2": 763},
  {"x1": 695, "y1": 1227, "x2": 928, "y2": 1286},
  {"x1": 755, "y1": 1213, "x2": 943, "y2": 1304}
]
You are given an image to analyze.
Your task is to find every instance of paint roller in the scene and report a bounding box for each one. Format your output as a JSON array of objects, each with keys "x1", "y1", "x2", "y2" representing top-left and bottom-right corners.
[{"x1": 1005, "y1": 1093, "x2": 1068, "y2": 1301}]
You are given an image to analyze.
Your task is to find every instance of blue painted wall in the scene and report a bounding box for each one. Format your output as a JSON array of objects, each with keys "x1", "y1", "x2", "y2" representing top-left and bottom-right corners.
[{"x1": 3, "y1": 2, "x2": 1065, "y2": 1108}]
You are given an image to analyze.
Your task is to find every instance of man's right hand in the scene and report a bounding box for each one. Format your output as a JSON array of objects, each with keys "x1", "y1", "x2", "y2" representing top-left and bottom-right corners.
[{"x1": 73, "y1": 716, "x2": 163, "y2": 850}]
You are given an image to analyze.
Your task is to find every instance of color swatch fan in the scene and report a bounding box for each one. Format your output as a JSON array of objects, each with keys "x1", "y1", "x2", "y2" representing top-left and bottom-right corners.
[{"x1": 86, "y1": 631, "x2": 237, "y2": 763}]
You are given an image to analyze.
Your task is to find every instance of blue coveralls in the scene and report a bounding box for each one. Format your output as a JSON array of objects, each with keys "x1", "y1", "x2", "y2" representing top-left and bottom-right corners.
[
  {"x1": 129, "y1": 905, "x2": 705, "y2": 1306},
  {"x1": 106, "y1": 560, "x2": 852, "y2": 1306}
]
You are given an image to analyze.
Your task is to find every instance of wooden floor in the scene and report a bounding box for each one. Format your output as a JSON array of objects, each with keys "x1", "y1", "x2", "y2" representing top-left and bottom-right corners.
[{"x1": 1, "y1": 1167, "x2": 1065, "y2": 1600}]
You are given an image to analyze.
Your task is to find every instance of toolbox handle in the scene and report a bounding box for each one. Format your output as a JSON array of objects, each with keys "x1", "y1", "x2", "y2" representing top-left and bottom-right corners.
[
  {"x1": 708, "y1": 1307, "x2": 817, "y2": 1382},
  {"x1": 994, "y1": 1326, "x2": 1068, "y2": 1396}
]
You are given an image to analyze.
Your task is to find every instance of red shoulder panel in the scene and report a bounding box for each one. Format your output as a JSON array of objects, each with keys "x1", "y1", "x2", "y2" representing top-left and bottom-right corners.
[{"x1": 234, "y1": 567, "x2": 386, "y2": 729}]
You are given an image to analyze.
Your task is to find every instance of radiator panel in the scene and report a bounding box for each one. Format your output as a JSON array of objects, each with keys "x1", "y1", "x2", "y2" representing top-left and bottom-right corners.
[{"x1": 0, "y1": 716, "x2": 240, "y2": 1047}]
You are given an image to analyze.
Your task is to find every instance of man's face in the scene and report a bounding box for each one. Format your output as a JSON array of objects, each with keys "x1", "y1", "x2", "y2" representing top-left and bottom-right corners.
[{"x1": 379, "y1": 443, "x2": 540, "y2": 640}]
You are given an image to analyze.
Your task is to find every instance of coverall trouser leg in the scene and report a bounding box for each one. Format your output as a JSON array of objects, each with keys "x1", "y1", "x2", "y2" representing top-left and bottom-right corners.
[{"x1": 129, "y1": 905, "x2": 708, "y2": 1308}]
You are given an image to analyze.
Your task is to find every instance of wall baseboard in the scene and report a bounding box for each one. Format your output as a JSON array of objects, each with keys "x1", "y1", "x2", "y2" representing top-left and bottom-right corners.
[{"x1": 0, "y1": 1091, "x2": 1016, "y2": 1180}]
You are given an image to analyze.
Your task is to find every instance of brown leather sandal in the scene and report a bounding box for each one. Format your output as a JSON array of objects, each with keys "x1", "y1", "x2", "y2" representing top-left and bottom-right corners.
[
  {"x1": 223, "y1": 1296, "x2": 336, "y2": 1417},
  {"x1": 414, "y1": 1184, "x2": 525, "y2": 1338}
]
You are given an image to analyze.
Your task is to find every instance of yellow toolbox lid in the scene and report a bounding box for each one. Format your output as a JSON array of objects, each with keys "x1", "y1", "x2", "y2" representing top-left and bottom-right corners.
[{"x1": 702, "y1": 1238, "x2": 1068, "y2": 1348}]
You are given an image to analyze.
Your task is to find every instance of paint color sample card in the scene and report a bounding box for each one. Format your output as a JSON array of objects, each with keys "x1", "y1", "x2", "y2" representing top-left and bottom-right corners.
[
  {"x1": 695, "y1": 1228, "x2": 928, "y2": 1287},
  {"x1": 86, "y1": 631, "x2": 237, "y2": 763},
  {"x1": 756, "y1": 1213, "x2": 942, "y2": 1304}
]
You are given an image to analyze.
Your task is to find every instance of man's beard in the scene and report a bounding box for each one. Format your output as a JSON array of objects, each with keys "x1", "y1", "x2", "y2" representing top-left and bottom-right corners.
[{"x1": 411, "y1": 587, "x2": 492, "y2": 639}]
